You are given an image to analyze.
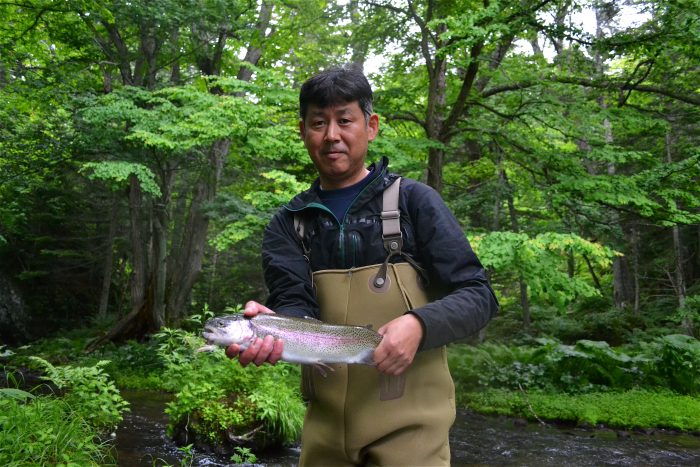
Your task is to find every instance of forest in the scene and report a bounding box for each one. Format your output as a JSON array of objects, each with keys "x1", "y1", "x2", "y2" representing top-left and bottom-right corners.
[{"x1": 1, "y1": 0, "x2": 700, "y2": 465}]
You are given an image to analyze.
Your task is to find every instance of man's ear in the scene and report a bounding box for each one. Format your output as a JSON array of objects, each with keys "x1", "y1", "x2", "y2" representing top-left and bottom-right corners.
[
  {"x1": 367, "y1": 114, "x2": 379, "y2": 142},
  {"x1": 299, "y1": 120, "x2": 306, "y2": 139}
]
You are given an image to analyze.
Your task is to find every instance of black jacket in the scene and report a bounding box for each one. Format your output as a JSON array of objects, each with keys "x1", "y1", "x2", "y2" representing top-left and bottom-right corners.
[{"x1": 262, "y1": 157, "x2": 498, "y2": 350}]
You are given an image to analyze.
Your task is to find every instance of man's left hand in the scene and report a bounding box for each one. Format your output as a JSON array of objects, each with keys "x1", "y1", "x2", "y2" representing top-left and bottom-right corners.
[{"x1": 373, "y1": 313, "x2": 424, "y2": 376}]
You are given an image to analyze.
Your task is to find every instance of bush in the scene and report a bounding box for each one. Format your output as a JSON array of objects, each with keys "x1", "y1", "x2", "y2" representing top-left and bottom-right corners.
[
  {"x1": 153, "y1": 328, "x2": 305, "y2": 452},
  {"x1": 29, "y1": 357, "x2": 129, "y2": 430},
  {"x1": 636, "y1": 334, "x2": 700, "y2": 395},
  {"x1": 449, "y1": 334, "x2": 700, "y2": 397}
]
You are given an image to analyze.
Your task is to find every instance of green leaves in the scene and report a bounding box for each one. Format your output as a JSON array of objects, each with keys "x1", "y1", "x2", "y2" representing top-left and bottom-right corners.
[
  {"x1": 0, "y1": 388, "x2": 35, "y2": 401},
  {"x1": 211, "y1": 170, "x2": 308, "y2": 252},
  {"x1": 79, "y1": 85, "x2": 267, "y2": 154},
  {"x1": 28, "y1": 356, "x2": 130, "y2": 430},
  {"x1": 80, "y1": 161, "x2": 161, "y2": 196},
  {"x1": 450, "y1": 334, "x2": 700, "y2": 396},
  {"x1": 472, "y1": 231, "x2": 617, "y2": 307}
]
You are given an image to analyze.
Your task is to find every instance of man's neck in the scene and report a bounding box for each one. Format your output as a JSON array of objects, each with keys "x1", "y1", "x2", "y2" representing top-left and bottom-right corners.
[{"x1": 320, "y1": 167, "x2": 370, "y2": 191}]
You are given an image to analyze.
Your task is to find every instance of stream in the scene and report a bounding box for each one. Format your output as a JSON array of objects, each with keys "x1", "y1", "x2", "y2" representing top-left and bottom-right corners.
[{"x1": 115, "y1": 391, "x2": 700, "y2": 466}]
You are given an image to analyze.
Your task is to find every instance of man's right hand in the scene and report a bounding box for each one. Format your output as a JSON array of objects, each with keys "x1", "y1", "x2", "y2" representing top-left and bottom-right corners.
[{"x1": 225, "y1": 301, "x2": 284, "y2": 366}]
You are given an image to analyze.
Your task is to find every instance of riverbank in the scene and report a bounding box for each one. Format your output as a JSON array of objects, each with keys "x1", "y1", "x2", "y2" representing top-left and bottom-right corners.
[{"x1": 462, "y1": 388, "x2": 700, "y2": 433}]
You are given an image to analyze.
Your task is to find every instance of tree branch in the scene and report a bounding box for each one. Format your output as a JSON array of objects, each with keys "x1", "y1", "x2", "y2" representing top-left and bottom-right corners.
[{"x1": 442, "y1": 40, "x2": 484, "y2": 135}]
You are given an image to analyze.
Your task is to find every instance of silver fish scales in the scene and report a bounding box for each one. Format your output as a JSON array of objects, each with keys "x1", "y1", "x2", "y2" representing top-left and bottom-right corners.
[{"x1": 199, "y1": 314, "x2": 382, "y2": 371}]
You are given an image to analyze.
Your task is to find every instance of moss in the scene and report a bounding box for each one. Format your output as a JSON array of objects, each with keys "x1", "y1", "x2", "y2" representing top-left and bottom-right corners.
[{"x1": 463, "y1": 388, "x2": 700, "y2": 431}]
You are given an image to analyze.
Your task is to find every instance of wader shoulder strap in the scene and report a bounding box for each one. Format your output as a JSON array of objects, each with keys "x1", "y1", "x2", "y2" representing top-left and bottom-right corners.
[
  {"x1": 381, "y1": 177, "x2": 402, "y2": 255},
  {"x1": 374, "y1": 177, "x2": 427, "y2": 288}
]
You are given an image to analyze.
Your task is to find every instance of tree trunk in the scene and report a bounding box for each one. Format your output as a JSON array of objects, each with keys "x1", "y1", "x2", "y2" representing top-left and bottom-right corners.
[
  {"x1": 426, "y1": 146, "x2": 445, "y2": 192},
  {"x1": 128, "y1": 174, "x2": 148, "y2": 312},
  {"x1": 666, "y1": 129, "x2": 691, "y2": 333},
  {"x1": 86, "y1": 175, "x2": 159, "y2": 350},
  {"x1": 349, "y1": 0, "x2": 367, "y2": 71},
  {"x1": 425, "y1": 53, "x2": 447, "y2": 191},
  {"x1": 98, "y1": 193, "x2": 118, "y2": 318},
  {"x1": 236, "y1": 1, "x2": 273, "y2": 82},
  {"x1": 502, "y1": 166, "x2": 530, "y2": 330},
  {"x1": 583, "y1": 254, "x2": 602, "y2": 290},
  {"x1": 165, "y1": 139, "x2": 229, "y2": 323}
]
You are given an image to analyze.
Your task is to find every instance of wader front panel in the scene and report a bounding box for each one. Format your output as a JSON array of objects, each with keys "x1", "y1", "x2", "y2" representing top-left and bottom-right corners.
[{"x1": 299, "y1": 263, "x2": 455, "y2": 466}]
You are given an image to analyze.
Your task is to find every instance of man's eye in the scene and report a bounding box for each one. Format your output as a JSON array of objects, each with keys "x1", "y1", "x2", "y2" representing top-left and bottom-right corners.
[
  {"x1": 339, "y1": 119, "x2": 351, "y2": 125},
  {"x1": 311, "y1": 121, "x2": 325, "y2": 128}
]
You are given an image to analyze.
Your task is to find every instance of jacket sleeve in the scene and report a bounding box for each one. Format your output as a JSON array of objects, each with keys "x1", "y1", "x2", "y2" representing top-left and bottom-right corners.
[
  {"x1": 261, "y1": 209, "x2": 320, "y2": 319},
  {"x1": 405, "y1": 182, "x2": 499, "y2": 350}
]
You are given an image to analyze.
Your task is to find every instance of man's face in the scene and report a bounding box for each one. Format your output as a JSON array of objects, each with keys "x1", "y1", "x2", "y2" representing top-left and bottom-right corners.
[{"x1": 300, "y1": 101, "x2": 379, "y2": 190}]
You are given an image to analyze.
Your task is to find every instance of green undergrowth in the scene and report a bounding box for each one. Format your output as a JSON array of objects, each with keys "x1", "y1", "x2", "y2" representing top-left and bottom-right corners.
[
  {"x1": 0, "y1": 356, "x2": 127, "y2": 466},
  {"x1": 2, "y1": 323, "x2": 305, "y2": 457},
  {"x1": 447, "y1": 334, "x2": 700, "y2": 432},
  {"x1": 463, "y1": 388, "x2": 700, "y2": 431},
  {"x1": 448, "y1": 334, "x2": 700, "y2": 396},
  {"x1": 154, "y1": 327, "x2": 305, "y2": 451},
  {"x1": 0, "y1": 394, "x2": 114, "y2": 466}
]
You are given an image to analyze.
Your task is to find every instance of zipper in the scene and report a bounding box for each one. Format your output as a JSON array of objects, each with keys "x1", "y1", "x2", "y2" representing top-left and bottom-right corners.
[
  {"x1": 288, "y1": 171, "x2": 388, "y2": 268},
  {"x1": 338, "y1": 174, "x2": 385, "y2": 267}
]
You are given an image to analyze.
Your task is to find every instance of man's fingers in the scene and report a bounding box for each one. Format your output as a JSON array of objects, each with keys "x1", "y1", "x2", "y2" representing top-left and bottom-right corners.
[
  {"x1": 226, "y1": 336, "x2": 284, "y2": 367},
  {"x1": 375, "y1": 353, "x2": 408, "y2": 376},
  {"x1": 244, "y1": 300, "x2": 275, "y2": 316},
  {"x1": 269, "y1": 339, "x2": 284, "y2": 364},
  {"x1": 253, "y1": 335, "x2": 275, "y2": 366},
  {"x1": 225, "y1": 343, "x2": 241, "y2": 359},
  {"x1": 238, "y1": 338, "x2": 262, "y2": 366}
]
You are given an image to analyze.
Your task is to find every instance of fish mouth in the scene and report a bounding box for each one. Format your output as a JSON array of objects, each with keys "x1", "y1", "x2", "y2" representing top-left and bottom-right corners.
[{"x1": 202, "y1": 324, "x2": 228, "y2": 342}]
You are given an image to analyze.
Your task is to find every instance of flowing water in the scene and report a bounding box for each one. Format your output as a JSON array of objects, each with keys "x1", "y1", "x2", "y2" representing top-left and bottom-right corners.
[{"x1": 115, "y1": 391, "x2": 700, "y2": 466}]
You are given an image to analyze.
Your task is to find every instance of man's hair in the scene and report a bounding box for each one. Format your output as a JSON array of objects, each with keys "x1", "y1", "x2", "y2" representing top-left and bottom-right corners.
[{"x1": 299, "y1": 65, "x2": 373, "y2": 121}]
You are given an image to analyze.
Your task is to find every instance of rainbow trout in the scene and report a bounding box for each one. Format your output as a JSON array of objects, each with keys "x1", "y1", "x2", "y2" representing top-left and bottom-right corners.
[{"x1": 199, "y1": 314, "x2": 382, "y2": 371}]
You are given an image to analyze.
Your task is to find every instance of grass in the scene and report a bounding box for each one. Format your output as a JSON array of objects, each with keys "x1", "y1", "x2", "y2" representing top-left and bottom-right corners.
[
  {"x1": 463, "y1": 388, "x2": 700, "y2": 431},
  {"x1": 0, "y1": 396, "x2": 113, "y2": 466}
]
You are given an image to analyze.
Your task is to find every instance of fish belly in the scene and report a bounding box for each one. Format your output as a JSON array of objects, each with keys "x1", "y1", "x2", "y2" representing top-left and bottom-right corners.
[{"x1": 280, "y1": 339, "x2": 375, "y2": 366}]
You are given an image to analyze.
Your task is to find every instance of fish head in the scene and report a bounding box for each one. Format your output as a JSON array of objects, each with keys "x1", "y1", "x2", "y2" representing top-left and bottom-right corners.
[{"x1": 201, "y1": 314, "x2": 255, "y2": 348}]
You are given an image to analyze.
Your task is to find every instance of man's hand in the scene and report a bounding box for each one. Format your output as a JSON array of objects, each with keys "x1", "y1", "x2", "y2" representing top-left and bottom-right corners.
[
  {"x1": 225, "y1": 301, "x2": 284, "y2": 366},
  {"x1": 373, "y1": 313, "x2": 424, "y2": 376}
]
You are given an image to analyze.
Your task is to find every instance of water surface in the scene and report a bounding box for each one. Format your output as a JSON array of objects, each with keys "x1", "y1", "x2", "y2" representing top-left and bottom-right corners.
[{"x1": 116, "y1": 391, "x2": 700, "y2": 466}]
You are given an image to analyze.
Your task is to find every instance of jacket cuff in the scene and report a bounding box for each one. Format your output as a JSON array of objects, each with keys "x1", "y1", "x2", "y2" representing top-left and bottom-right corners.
[{"x1": 405, "y1": 311, "x2": 427, "y2": 350}]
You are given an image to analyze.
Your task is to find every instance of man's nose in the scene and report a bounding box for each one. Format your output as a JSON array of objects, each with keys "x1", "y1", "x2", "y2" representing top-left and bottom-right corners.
[{"x1": 324, "y1": 121, "x2": 340, "y2": 141}]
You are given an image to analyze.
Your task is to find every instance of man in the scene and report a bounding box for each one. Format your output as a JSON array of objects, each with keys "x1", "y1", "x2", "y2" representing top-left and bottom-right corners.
[{"x1": 227, "y1": 66, "x2": 498, "y2": 466}]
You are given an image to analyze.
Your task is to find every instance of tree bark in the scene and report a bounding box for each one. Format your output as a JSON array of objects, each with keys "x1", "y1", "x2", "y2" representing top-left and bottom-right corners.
[
  {"x1": 152, "y1": 165, "x2": 175, "y2": 327},
  {"x1": 98, "y1": 193, "x2": 119, "y2": 318},
  {"x1": 165, "y1": 139, "x2": 229, "y2": 323},
  {"x1": 237, "y1": 1, "x2": 274, "y2": 82},
  {"x1": 501, "y1": 166, "x2": 530, "y2": 330},
  {"x1": 127, "y1": 174, "x2": 148, "y2": 313}
]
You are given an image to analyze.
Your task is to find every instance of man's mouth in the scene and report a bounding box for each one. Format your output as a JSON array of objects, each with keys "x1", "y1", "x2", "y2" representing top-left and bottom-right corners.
[{"x1": 324, "y1": 150, "x2": 345, "y2": 158}]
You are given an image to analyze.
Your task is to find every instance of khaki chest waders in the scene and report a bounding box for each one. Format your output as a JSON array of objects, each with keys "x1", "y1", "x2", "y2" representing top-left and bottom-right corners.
[{"x1": 298, "y1": 179, "x2": 455, "y2": 466}]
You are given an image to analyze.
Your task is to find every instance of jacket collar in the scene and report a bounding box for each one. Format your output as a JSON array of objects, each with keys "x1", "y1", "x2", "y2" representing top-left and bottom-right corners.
[{"x1": 286, "y1": 156, "x2": 393, "y2": 212}]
